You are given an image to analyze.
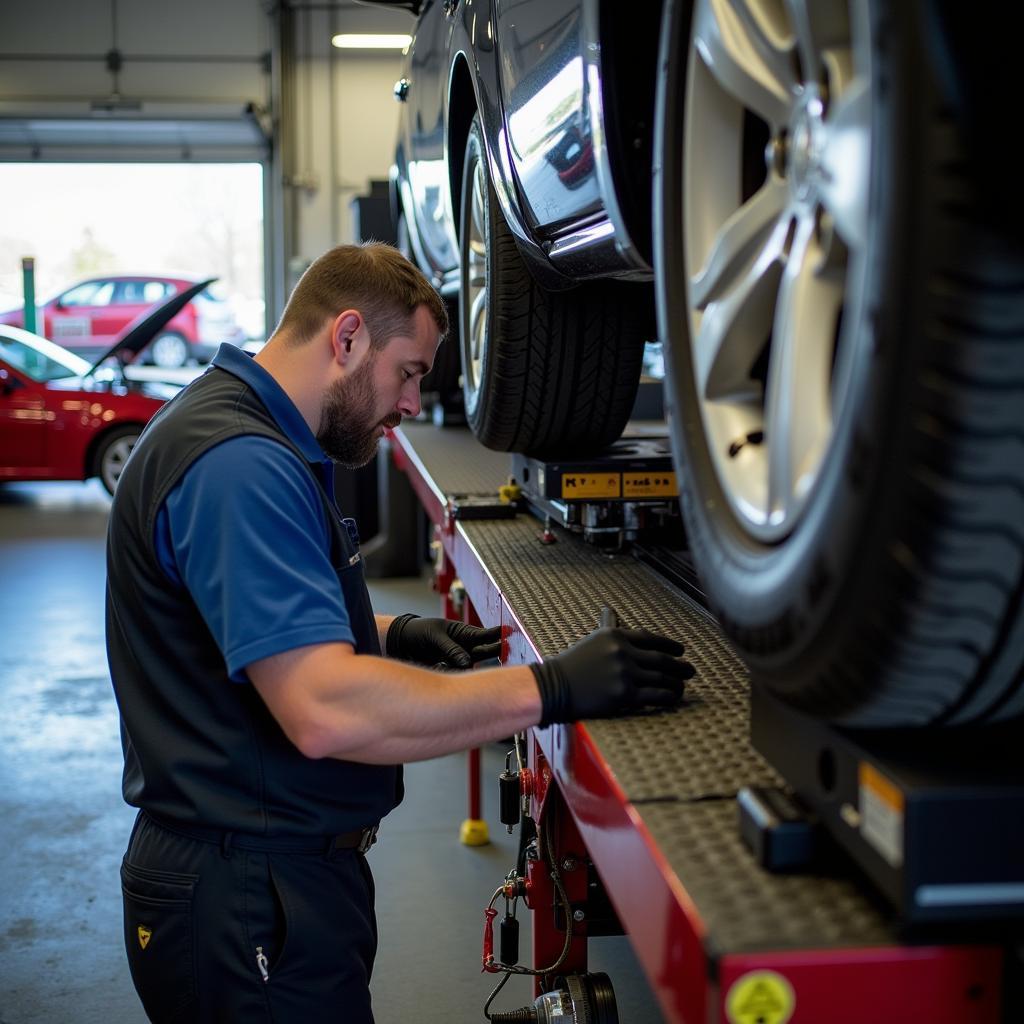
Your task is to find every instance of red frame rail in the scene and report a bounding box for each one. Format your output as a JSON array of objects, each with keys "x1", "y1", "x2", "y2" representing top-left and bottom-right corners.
[{"x1": 389, "y1": 426, "x2": 1008, "y2": 1024}]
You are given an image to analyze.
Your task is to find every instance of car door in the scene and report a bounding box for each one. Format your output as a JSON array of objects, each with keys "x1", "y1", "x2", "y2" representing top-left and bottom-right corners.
[
  {"x1": 0, "y1": 361, "x2": 47, "y2": 474},
  {"x1": 50, "y1": 280, "x2": 117, "y2": 347}
]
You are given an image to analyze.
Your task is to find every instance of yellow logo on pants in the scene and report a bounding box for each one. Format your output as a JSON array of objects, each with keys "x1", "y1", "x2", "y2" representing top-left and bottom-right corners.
[{"x1": 137, "y1": 925, "x2": 152, "y2": 950}]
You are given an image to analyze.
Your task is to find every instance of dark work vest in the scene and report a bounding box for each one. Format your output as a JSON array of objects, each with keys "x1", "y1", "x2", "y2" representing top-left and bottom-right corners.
[{"x1": 105, "y1": 366, "x2": 402, "y2": 836}]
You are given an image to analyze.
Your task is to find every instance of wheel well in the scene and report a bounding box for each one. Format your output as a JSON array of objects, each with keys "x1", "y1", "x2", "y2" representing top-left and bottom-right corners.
[
  {"x1": 447, "y1": 56, "x2": 478, "y2": 245},
  {"x1": 598, "y1": 0, "x2": 667, "y2": 265},
  {"x1": 85, "y1": 422, "x2": 144, "y2": 478}
]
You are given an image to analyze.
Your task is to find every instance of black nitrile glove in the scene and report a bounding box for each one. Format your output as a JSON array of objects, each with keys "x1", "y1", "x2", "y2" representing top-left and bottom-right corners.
[
  {"x1": 530, "y1": 626, "x2": 695, "y2": 725},
  {"x1": 386, "y1": 613, "x2": 502, "y2": 669}
]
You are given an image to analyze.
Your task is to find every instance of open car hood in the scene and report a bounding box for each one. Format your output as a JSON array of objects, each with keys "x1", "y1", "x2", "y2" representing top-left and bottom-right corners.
[{"x1": 84, "y1": 278, "x2": 215, "y2": 376}]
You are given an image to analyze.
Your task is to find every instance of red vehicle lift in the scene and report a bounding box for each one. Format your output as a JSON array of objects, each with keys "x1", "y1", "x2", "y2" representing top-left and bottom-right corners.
[{"x1": 389, "y1": 421, "x2": 1010, "y2": 1024}]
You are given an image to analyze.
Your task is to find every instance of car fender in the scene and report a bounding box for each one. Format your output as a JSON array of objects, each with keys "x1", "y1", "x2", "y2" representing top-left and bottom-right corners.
[
  {"x1": 445, "y1": 2, "x2": 574, "y2": 291},
  {"x1": 392, "y1": 146, "x2": 440, "y2": 286},
  {"x1": 167, "y1": 306, "x2": 198, "y2": 344},
  {"x1": 82, "y1": 410, "x2": 153, "y2": 478}
]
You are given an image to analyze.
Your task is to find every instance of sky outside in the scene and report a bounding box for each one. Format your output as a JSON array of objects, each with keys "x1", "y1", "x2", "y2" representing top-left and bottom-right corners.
[{"x1": 0, "y1": 162, "x2": 264, "y2": 333}]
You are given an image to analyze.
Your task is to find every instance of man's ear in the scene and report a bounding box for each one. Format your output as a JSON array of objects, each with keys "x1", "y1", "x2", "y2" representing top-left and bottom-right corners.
[{"x1": 330, "y1": 310, "x2": 364, "y2": 366}]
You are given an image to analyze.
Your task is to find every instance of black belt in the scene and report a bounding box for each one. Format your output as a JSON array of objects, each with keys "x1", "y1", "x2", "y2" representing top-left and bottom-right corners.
[{"x1": 146, "y1": 812, "x2": 379, "y2": 856}]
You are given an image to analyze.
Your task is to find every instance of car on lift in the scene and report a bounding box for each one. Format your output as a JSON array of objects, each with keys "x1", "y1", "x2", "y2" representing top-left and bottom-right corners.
[
  {"x1": 0, "y1": 281, "x2": 209, "y2": 494},
  {"x1": 0, "y1": 274, "x2": 245, "y2": 369},
  {"x1": 366, "y1": 0, "x2": 1023, "y2": 731}
]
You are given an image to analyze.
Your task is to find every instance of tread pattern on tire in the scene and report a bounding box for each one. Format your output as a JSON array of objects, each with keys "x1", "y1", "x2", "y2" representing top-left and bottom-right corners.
[
  {"x1": 463, "y1": 118, "x2": 647, "y2": 457},
  {"x1": 801, "y1": 103, "x2": 1024, "y2": 725}
]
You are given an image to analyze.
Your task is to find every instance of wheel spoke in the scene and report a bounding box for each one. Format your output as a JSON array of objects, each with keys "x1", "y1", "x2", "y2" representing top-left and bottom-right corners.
[
  {"x1": 691, "y1": 178, "x2": 789, "y2": 308},
  {"x1": 763, "y1": 212, "x2": 841, "y2": 522},
  {"x1": 469, "y1": 288, "x2": 487, "y2": 370},
  {"x1": 819, "y1": 73, "x2": 870, "y2": 251},
  {"x1": 472, "y1": 163, "x2": 486, "y2": 241},
  {"x1": 694, "y1": 215, "x2": 790, "y2": 401},
  {"x1": 692, "y1": 0, "x2": 798, "y2": 125},
  {"x1": 783, "y1": 0, "x2": 848, "y2": 85},
  {"x1": 468, "y1": 240, "x2": 486, "y2": 288}
]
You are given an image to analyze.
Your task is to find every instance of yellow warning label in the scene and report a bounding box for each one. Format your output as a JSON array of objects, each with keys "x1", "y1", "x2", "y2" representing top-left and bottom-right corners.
[
  {"x1": 725, "y1": 970, "x2": 795, "y2": 1024},
  {"x1": 560, "y1": 472, "x2": 621, "y2": 499},
  {"x1": 859, "y1": 760, "x2": 905, "y2": 867},
  {"x1": 137, "y1": 925, "x2": 152, "y2": 950},
  {"x1": 860, "y1": 762, "x2": 904, "y2": 812},
  {"x1": 623, "y1": 471, "x2": 677, "y2": 498}
]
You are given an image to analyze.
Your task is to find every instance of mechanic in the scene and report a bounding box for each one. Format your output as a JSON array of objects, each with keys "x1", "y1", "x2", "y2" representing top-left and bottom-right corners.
[{"x1": 105, "y1": 242, "x2": 694, "y2": 1023}]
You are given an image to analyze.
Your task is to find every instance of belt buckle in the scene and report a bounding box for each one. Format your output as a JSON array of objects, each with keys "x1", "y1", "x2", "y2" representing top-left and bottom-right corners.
[{"x1": 357, "y1": 824, "x2": 378, "y2": 854}]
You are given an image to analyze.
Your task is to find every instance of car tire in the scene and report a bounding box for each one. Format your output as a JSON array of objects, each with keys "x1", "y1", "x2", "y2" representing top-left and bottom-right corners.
[
  {"x1": 149, "y1": 331, "x2": 190, "y2": 369},
  {"x1": 458, "y1": 116, "x2": 648, "y2": 456},
  {"x1": 94, "y1": 425, "x2": 142, "y2": 496},
  {"x1": 655, "y1": 0, "x2": 1024, "y2": 725}
]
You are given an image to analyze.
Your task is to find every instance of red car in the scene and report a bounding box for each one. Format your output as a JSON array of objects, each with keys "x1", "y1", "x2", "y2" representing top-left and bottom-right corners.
[
  {"x1": 0, "y1": 282, "x2": 207, "y2": 494},
  {"x1": 0, "y1": 274, "x2": 245, "y2": 369}
]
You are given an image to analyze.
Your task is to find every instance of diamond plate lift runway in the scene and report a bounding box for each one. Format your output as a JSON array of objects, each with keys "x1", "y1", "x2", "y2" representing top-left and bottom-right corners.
[{"x1": 390, "y1": 421, "x2": 1007, "y2": 1024}]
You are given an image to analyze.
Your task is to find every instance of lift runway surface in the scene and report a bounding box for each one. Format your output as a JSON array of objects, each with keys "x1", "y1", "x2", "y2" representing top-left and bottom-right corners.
[{"x1": 395, "y1": 421, "x2": 896, "y2": 956}]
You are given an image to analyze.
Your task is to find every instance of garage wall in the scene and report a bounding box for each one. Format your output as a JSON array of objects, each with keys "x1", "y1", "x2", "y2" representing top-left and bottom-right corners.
[
  {"x1": 285, "y1": 8, "x2": 408, "y2": 268},
  {"x1": 0, "y1": 0, "x2": 415, "y2": 323}
]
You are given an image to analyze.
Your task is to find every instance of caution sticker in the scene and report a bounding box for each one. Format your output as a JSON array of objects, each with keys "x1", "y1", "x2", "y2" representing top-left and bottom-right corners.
[
  {"x1": 725, "y1": 970, "x2": 795, "y2": 1024},
  {"x1": 859, "y1": 761, "x2": 904, "y2": 868},
  {"x1": 560, "y1": 473, "x2": 621, "y2": 499},
  {"x1": 623, "y1": 471, "x2": 677, "y2": 498}
]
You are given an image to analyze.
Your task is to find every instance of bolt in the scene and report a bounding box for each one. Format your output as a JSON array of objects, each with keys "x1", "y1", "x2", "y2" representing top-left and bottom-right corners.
[
  {"x1": 560, "y1": 858, "x2": 578, "y2": 873},
  {"x1": 572, "y1": 909, "x2": 586, "y2": 922}
]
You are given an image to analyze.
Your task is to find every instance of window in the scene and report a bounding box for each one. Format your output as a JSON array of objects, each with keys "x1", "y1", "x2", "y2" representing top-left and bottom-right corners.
[
  {"x1": 60, "y1": 281, "x2": 103, "y2": 307},
  {"x1": 91, "y1": 282, "x2": 115, "y2": 306},
  {"x1": 143, "y1": 281, "x2": 171, "y2": 303},
  {"x1": 61, "y1": 281, "x2": 115, "y2": 307},
  {"x1": 0, "y1": 336, "x2": 83, "y2": 381},
  {"x1": 115, "y1": 280, "x2": 172, "y2": 304}
]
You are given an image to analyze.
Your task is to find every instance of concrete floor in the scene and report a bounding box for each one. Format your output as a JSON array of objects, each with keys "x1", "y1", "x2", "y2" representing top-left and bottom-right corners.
[{"x1": 0, "y1": 479, "x2": 663, "y2": 1023}]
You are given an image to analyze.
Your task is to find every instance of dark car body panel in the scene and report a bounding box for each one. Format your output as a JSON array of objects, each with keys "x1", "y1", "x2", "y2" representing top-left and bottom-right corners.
[{"x1": 379, "y1": 0, "x2": 656, "y2": 292}]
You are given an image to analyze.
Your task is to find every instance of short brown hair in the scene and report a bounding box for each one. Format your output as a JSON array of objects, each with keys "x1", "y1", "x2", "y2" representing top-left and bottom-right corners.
[{"x1": 276, "y1": 242, "x2": 448, "y2": 349}]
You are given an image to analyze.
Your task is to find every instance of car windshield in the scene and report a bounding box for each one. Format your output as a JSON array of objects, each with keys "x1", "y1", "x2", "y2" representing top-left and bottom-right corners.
[{"x1": 0, "y1": 326, "x2": 91, "y2": 382}]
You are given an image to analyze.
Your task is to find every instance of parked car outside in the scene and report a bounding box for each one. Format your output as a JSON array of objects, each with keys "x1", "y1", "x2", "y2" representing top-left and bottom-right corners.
[
  {"x1": 366, "y1": 0, "x2": 1023, "y2": 730},
  {"x1": 0, "y1": 274, "x2": 246, "y2": 369},
  {"x1": 0, "y1": 282, "x2": 207, "y2": 494}
]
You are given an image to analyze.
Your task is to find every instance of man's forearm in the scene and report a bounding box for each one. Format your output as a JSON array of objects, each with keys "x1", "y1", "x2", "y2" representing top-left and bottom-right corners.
[
  {"x1": 249, "y1": 642, "x2": 541, "y2": 765},
  {"x1": 324, "y1": 658, "x2": 540, "y2": 764}
]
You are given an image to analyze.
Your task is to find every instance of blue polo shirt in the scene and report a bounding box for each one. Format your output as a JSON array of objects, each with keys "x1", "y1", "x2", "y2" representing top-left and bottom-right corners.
[{"x1": 153, "y1": 344, "x2": 356, "y2": 681}]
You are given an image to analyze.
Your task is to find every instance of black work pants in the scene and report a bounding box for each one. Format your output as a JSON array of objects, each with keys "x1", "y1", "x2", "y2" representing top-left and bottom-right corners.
[{"x1": 121, "y1": 811, "x2": 378, "y2": 1023}]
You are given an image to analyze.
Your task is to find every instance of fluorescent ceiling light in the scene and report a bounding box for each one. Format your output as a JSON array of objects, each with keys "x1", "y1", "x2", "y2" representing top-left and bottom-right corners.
[{"x1": 331, "y1": 33, "x2": 411, "y2": 50}]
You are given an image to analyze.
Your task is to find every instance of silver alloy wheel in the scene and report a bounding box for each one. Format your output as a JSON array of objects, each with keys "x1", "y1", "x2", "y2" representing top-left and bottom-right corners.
[
  {"x1": 151, "y1": 332, "x2": 189, "y2": 369},
  {"x1": 100, "y1": 434, "x2": 138, "y2": 494},
  {"x1": 684, "y1": 0, "x2": 871, "y2": 541},
  {"x1": 462, "y1": 153, "x2": 488, "y2": 414}
]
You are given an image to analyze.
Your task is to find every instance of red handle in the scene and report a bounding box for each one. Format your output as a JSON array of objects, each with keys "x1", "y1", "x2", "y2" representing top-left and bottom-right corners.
[{"x1": 481, "y1": 907, "x2": 499, "y2": 973}]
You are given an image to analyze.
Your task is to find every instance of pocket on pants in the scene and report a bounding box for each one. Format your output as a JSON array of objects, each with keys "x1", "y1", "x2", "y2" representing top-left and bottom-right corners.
[{"x1": 121, "y1": 858, "x2": 199, "y2": 1022}]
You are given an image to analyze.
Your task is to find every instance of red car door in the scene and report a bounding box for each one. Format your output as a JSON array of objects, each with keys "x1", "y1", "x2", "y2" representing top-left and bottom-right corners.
[
  {"x1": 49, "y1": 279, "x2": 118, "y2": 348},
  {"x1": 0, "y1": 363, "x2": 47, "y2": 473}
]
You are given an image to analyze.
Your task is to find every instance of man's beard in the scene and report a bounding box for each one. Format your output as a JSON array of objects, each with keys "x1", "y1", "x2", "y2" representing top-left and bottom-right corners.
[{"x1": 317, "y1": 355, "x2": 401, "y2": 468}]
